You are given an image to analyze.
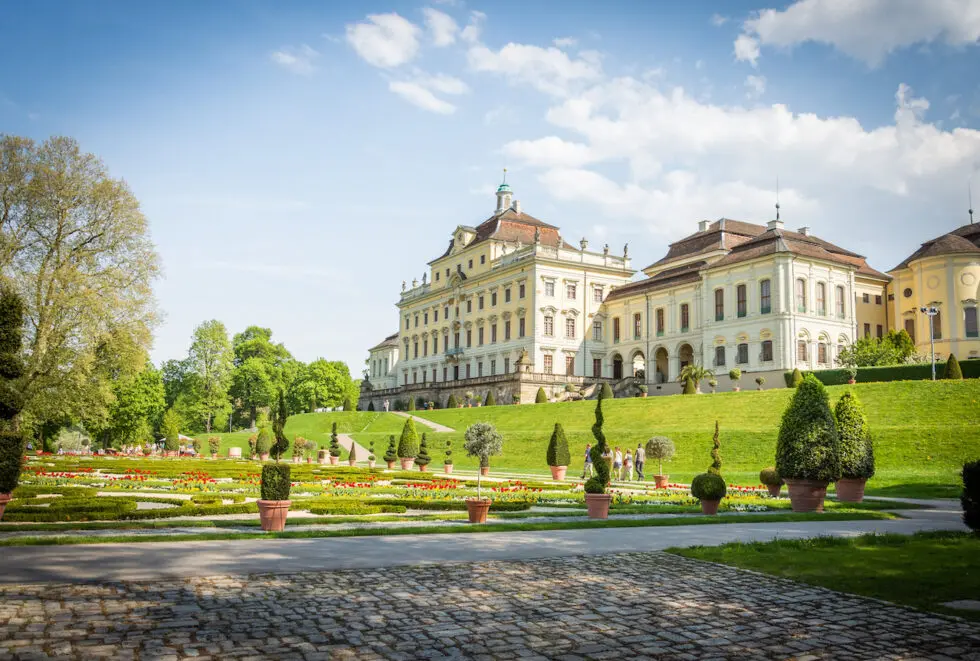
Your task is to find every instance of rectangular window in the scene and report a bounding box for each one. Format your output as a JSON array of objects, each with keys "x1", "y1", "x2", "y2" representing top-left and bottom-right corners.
[
  {"x1": 412, "y1": 371, "x2": 417, "y2": 384},
  {"x1": 443, "y1": 367, "x2": 447, "y2": 382},
  {"x1": 435, "y1": 272, "x2": 440, "y2": 282},
  {"x1": 468, "y1": 259, "x2": 473, "y2": 269},
  {"x1": 761, "y1": 340, "x2": 773, "y2": 362},
  {"x1": 593, "y1": 358, "x2": 602, "y2": 378},
  {"x1": 423, "y1": 339, "x2": 428, "y2": 357},
  {"x1": 480, "y1": 255, "x2": 486, "y2": 265},
  {"x1": 714, "y1": 288, "x2": 724, "y2": 321},
  {"x1": 593, "y1": 320, "x2": 602, "y2": 341},
  {"x1": 544, "y1": 354, "x2": 553, "y2": 374},
  {"x1": 405, "y1": 317, "x2": 410, "y2": 330},
  {"x1": 424, "y1": 312, "x2": 428, "y2": 325},
  {"x1": 797, "y1": 340, "x2": 808, "y2": 362},
  {"x1": 466, "y1": 330, "x2": 472, "y2": 348},
  {"x1": 404, "y1": 373, "x2": 408, "y2": 385},
  {"x1": 414, "y1": 315, "x2": 419, "y2": 328},
  {"x1": 478, "y1": 327, "x2": 484, "y2": 345},
  {"x1": 737, "y1": 284, "x2": 747, "y2": 318},
  {"x1": 836, "y1": 285, "x2": 846, "y2": 318},
  {"x1": 737, "y1": 343, "x2": 748, "y2": 364},
  {"x1": 816, "y1": 283, "x2": 826, "y2": 316},
  {"x1": 433, "y1": 336, "x2": 438, "y2": 353},
  {"x1": 966, "y1": 307, "x2": 979, "y2": 338},
  {"x1": 566, "y1": 283, "x2": 577, "y2": 299},
  {"x1": 862, "y1": 293, "x2": 870, "y2": 303},
  {"x1": 445, "y1": 268, "x2": 450, "y2": 278},
  {"x1": 434, "y1": 309, "x2": 438, "y2": 322},
  {"x1": 490, "y1": 359, "x2": 496, "y2": 375},
  {"x1": 681, "y1": 304, "x2": 689, "y2": 332},
  {"x1": 545, "y1": 281, "x2": 555, "y2": 297},
  {"x1": 613, "y1": 317, "x2": 621, "y2": 342},
  {"x1": 933, "y1": 311, "x2": 943, "y2": 340},
  {"x1": 656, "y1": 308, "x2": 664, "y2": 335},
  {"x1": 905, "y1": 318, "x2": 915, "y2": 342},
  {"x1": 566, "y1": 317, "x2": 576, "y2": 339},
  {"x1": 519, "y1": 318, "x2": 526, "y2": 338},
  {"x1": 444, "y1": 306, "x2": 449, "y2": 319},
  {"x1": 593, "y1": 287, "x2": 603, "y2": 303},
  {"x1": 504, "y1": 358, "x2": 510, "y2": 373},
  {"x1": 864, "y1": 323, "x2": 871, "y2": 338},
  {"x1": 796, "y1": 279, "x2": 807, "y2": 313},
  {"x1": 504, "y1": 320, "x2": 511, "y2": 340},
  {"x1": 544, "y1": 315, "x2": 554, "y2": 336},
  {"x1": 491, "y1": 324, "x2": 497, "y2": 343},
  {"x1": 454, "y1": 332, "x2": 460, "y2": 349},
  {"x1": 478, "y1": 296, "x2": 484, "y2": 310},
  {"x1": 432, "y1": 368, "x2": 437, "y2": 382},
  {"x1": 633, "y1": 313, "x2": 642, "y2": 340},
  {"x1": 505, "y1": 288, "x2": 511, "y2": 303},
  {"x1": 714, "y1": 346, "x2": 725, "y2": 367},
  {"x1": 477, "y1": 362, "x2": 483, "y2": 377},
  {"x1": 760, "y1": 280, "x2": 771, "y2": 314},
  {"x1": 875, "y1": 295, "x2": 882, "y2": 305},
  {"x1": 455, "y1": 306, "x2": 459, "y2": 318},
  {"x1": 466, "y1": 300, "x2": 472, "y2": 313},
  {"x1": 876, "y1": 324, "x2": 883, "y2": 339},
  {"x1": 413, "y1": 342, "x2": 418, "y2": 359},
  {"x1": 565, "y1": 355, "x2": 574, "y2": 376},
  {"x1": 818, "y1": 342, "x2": 828, "y2": 365},
  {"x1": 491, "y1": 292, "x2": 497, "y2": 306},
  {"x1": 519, "y1": 283, "x2": 526, "y2": 299},
  {"x1": 465, "y1": 363, "x2": 471, "y2": 378}
]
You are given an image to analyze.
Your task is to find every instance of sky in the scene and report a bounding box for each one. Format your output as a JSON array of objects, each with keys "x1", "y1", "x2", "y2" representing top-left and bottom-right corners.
[{"x1": 3, "y1": 0, "x2": 980, "y2": 375}]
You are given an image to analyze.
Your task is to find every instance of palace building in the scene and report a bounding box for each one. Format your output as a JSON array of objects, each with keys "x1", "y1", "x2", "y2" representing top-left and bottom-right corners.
[{"x1": 362, "y1": 182, "x2": 979, "y2": 407}]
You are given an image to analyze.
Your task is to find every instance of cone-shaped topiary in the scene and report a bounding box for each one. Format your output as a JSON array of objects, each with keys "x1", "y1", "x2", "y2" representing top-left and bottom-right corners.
[
  {"x1": 775, "y1": 374, "x2": 841, "y2": 482},
  {"x1": 599, "y1": 382, "x2": 614, "y2": 401},
  {"x1": 835, "y1": 391, "x2": 875, "y2": 479},
  {"x1": 408, "y1": 397, "x2": 416, "y2": 411},
  {"x1": 962, "y1": 459, "x2": 980, "y2": 532},
  {"x1": 343, "y1": 397, "x2": 354, "y2": 411},
  {"x1": 682, "y1": 378, "x2": 696, "y2": 395},
  {"x1": 348, "y1": 442, "x2": 357, "y2": 463},
  {"x1": 535, "y1": 387, "x2": 548, "y2": 403},
  {"x1": 368, "y1": 400, "x2": 375, "y2": 412},
  {"x1": 447, "y1": 394, "x2": 458, "y2": 409},
  {"x1": 383, "y1": 435, "x2": 398, "y2": 463},
  {"x1": 398, "y1": 417, "x2": 419, "y2": 459},
  {"x1": 0, "y1": 288, "x2": 25, "y2": 498},
  {"x1": 546, "y1": 422, "x2": 571, "y2": 467},
  {"x1": 260, "y1": 464, "x2": 291, "y2": 501},
  {"x1": 485, "y1": 391, "x2": 495, "y2": 406},
  {"x1": 708, "y1": 421, "x2": 722, "y2": 475},
  {"x1": 329, "y1": 422, "x2": 342, "y2": 458},
  {"x1": 271, "y1": 389, "x2": 290, "y2": 461},
  {"x1": 161, "y1": 408, "x2": 181, "y2": 453},
  {"x1": 791, "y1": 368, "x2": 804, "y2": 387},
  {"x1": 444, "y1": 439, "x2": 453, "y2": 465},
  {"x1": 584, "y1": 398, "x2": 610, "y2": 494},
  {"x1": 944, "y1": 353, "x2": 963, "y2": 380},
  {"x1": 255, "y1": 426, "x2": 272, "y2": 456},
  {"x1": 416, "y1": 433, "x2": 431, "y2": 466}
]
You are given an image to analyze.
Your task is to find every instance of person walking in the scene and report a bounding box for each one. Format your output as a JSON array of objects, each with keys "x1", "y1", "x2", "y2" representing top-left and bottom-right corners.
[
  {"x1": 383, "y1": 399, "x2": 390, "y2": 412},
  {"x1": 623, "y1": 450, "x2": 633, "y2": 481},
  {"x1": 612, "y1": 446, "x2": 623, "y2": 482},
  {"x1": 582, "y1": 443, "x2": 593, "y2": 478},
  {"x1": 635, "y1": 443, "x2": 646, "y2": 481}
]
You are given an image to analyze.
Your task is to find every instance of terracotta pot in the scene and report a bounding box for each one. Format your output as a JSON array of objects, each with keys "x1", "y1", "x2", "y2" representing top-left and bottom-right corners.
[
  {"x1": 0, "y1": 492, "x2": 10, "y2": 522},
  {"x1": 585, "y1": 493, "x2": 612, "y2": 519},
  {"x1": 211, "y1": 453, "x2": 217, "y2": 460},
  {"x1": 259, "y1": 453, "x2": 269, "y2": 461},
  {"x1": 444, "y1": 463, "x2": 454, "y2": 474},
  {"x1": 400, "y1": 458, "x2": 415, "y2": 470},
  {"x1": 734, "y1": 386, "x2": 741, "y2": 392},
  {"x1": 293, "y1": 457, "x2": 301, "y2": 464},
  {"x1": 306, "y1": 458, "x2": 312, "y2": 464},
  {"x1": 767, "y1": 484, "x2": 782, "y2": 498},
  {"x1": 480, "y1": 466, "x2": 490, "y2": 477},
  {"x1": 386, "y1": 460, "x2": 396, "y2": 469},
  {"x1": 368, "y1": 460, "x2": 376, "y2": 468},
  {"x1": 784, "y1": 478, "x2": 828, "y2": 512},
  {"x1": 848, "y1": 378, "x2": 856, "y2": 385},
  {"x1": 549, "y1": 465, "x2": 567, "y2": 481},
  {"x1": 654, "y1": 475, "x2": 669, "y2": 489},
  {"x1": 466, "y1": 498, "x2": 491, "y2": 523},
  {"x1": 329, "y1": 456, "x2": 339, "y2": 465},
  {"x1": 257, "y1": 499, "x2": 291, "y2": 532},
  {"x1": 640, "y1": 392, "x2": 647, "y2": 397},
  {"x1": 418, "y1": 464, "x2": 428, "y2": 472},
  {"x1": 317, "y1": 450, "x2": 327, "y2": 465},
  {"x1": 700, "y1": 498, "x2": 721, "y2": 515},
  {"x1": 348, "y1": 458, "x2": 356, "y2": 466},
  {"x1": 835, "y1": 478, "x2": 867, "y2": 503}
]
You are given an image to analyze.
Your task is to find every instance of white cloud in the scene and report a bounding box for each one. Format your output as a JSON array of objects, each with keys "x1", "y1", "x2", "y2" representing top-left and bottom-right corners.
[
  {"x1": 553, "y1": 37, "x2": 578, "y2": 47},
  {"x1": 467, "y1": 42, "x2": 603, "y2": 96},
  {"x1": 734, "y1": 33, "x2": 761, "y2": 65},
  {"x1": 745, "y1": 74, "x2": 767, "y2": 97},
  {"x1": 423, "y1": 8, "x2": 459, "y2": 46},
  {"x1": 270, "y1": 44, "x2": 319, "y2": 75},
  {"x1": 345, "y1": 13, "x2": 421, "y2": 68},
  {"x1": 711, "y1": 14, "x2": 729, "y2": 27},
  {"x1": 460, "y1": 11, "x2": 486, "y2": 44},
  {"x1": 737, "y1": 0, "x2": 980, "y2": 67},
  {"x1": 389, "y1": 81, "x2": 457, "y2": 114}
]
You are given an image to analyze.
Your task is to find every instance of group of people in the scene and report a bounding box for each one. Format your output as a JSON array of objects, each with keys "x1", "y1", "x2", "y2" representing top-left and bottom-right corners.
[{"x1": 581, "y1": 443, "x2": 646, "y2": 482}]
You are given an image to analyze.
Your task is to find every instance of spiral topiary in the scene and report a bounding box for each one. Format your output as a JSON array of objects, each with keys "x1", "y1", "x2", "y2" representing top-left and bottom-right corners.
[
  {"x1": 584, "y1": 398, "x2": 610, "y2": 494},
  {"x1": 329, "y1": 422, "x2": 342, "y2": 458},
  {"x1": 708, "y1": 421, "x2": 722, "y2": 475},
  {"x1": 416, "y1": 433, "x2": 431, "y2": 467},
  {"x1": 383, "y1": 435, "x2": 398, "y2": 463}
]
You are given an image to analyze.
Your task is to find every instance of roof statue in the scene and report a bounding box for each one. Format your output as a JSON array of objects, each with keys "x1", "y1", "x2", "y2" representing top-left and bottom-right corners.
[{"x1": 624, "y1": 243, "x2": 629, "y2": 258}]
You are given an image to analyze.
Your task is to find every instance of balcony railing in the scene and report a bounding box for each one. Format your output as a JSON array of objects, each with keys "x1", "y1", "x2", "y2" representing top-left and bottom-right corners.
[{"x1": 445, "y1": 347, "x2": 464, "y2": 357}]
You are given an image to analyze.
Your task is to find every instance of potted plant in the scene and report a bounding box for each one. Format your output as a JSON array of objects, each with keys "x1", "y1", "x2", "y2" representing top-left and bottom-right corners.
[
  {"x1": 638, "y1": 385, "x2": 648, "y2": 398},
  {"x1": 466, "y1": 391, "x2": 475, "y2": 407},
  {"x1": 584, "y1": 398, "x2": 612, "y2": 518},
  {"x1": 348, "y1": 441, "x2": 358, "y2": 467},
  {"x1": 512, "y1": 394, "x2": 521, "y2": 405},
  {"x1": 691, "y1": 472, "x2": 727, "y2": 515},
  {"x1": 0, "y1": 288, "x2": 26, "y2": 522},
  {"x1": 258, "y1": 390, "x2": 292, "y2": 531},
  {"x1": 328, "y1": 422, "x2": 341, "y2": 465},
  {"x1": 728, "y1": 368, "x2": 742, "y2": 392},
  {"x1": 707, "y1": 379, "x2": 718, "y2": 394},
  {"x1": 462, "y1": 422, "x2": 503, "y2": 523},
  {"x1": 248, "y1": 434, "x2": 258, "y2": 460},
  {"x1": 760, "y1": 467, "x2": 784, "y2": 497},
  {"x1": 844, "y1": 366, "x2": 857, "y2": 385},
  {"x1": 775, "y1": 374, "x2": 841, "y2": 512},
  {"x1": 256, "y1": 427, "x2": 272, "y2": 461},
  {"x1": 678, "y1": 364, "x2": 713, "y2": 394},
  {"x1": 208, "y1": 436, "x2": 221, "y2": 459},
  {"x1": 317, "y1": 448, "x2": 328, "y2": 465},
  {"x1": 292, "y1": 437, "x2": 305, "y2": 464},
  {"x1": 546, "y1": 422, "x2": 571, "y2": 481},
  {"x1": 755, "y1": 376, "x2": 766, "y2": 391},
  {"x1": 834, "y1": 391, "x2": 875, "y2": 503},
  {"x1": 192, "y1": 437, "x2": 202, "y2": 457},
  {"x1": 444, "y1": 439, "x2": 453, "y2": 474},
  {"x1": 306, "y1": 441, "x2": 316, "y2": 464},
  {"x1": 368, "y1": 441, "x2": 376, "y2": 469},
  {"x1": 383, "y1": 434, "x2": 398, "y2": 469},
  {"x1": 397, "y1": 417, "x2": 419, "y2": 470},
  {"x1": 416, "y1": 433, "x2": 431, "y2": 472},
  {"x1": 447, "y1": 394, "x2": 458, "y2": 409},
  {"x1": 645, "y1": 436, "x2": 675, "y2": 489}
]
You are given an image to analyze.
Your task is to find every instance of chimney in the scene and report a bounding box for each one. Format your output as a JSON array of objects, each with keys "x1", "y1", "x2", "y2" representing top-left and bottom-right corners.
[
  {"x1": 767, "y1": 219, "x2": 784, "y2": 231},
  {"x1": 512, "y1": 199, "x2": 521, "y2": 214},
  {"x1": 698, "y1": 220, "x2": 709, "y2": 232},
  {"x1": 797, "y1": 226, "x2": 810, "y2": 236}
]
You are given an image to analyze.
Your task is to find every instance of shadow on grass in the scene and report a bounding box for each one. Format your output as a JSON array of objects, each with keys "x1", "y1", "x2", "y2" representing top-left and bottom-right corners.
[{"x1": 864, "y1": 483, "x2": 962, "y2": 499}]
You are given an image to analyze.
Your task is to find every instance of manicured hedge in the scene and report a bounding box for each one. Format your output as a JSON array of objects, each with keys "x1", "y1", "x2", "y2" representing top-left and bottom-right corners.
[
  {"x1": 810, "y1": 360, "x2": 980, "y2": 386},
  {"x1": 306, "y1": 504, "x2": 407, "y2": 515},
  {"x1": 377, "y1": 499, "x2": 532, "y2": 512}
]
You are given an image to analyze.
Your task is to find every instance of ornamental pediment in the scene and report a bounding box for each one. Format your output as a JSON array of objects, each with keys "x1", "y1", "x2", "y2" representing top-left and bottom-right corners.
[{"x1": 540, "y1": 305, "x2": 558, "y2": 314}]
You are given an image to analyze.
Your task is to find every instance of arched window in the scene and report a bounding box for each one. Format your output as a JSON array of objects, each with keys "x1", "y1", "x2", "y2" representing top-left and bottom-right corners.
[
  {"x1": 714, "y1": 288, "x2": 725, "y2": 321},
  {"x1": 836, "y1": 285, "x2": 846, "y2": 318},
  {"x1": 816, "y1": 283, "x2": 826, "y2": 316},
  {"x1": 797, "y1": 340, "x2": 808, "y2": 362},
  {"x1": 761, "y1": 340, "x2": 773, "y2": 362},
  {"x1": 796, "y1": 278, "x2": 807, "y2": 313},
  {"x1": 714, "y1": 345, "x2": 726, "y2": 367},
  {"x1": 737, "y1": 343, "x2": 749, "y2": 364},
  {"x1": 818, "y1": 342, "x2": 828, "y2": 364}
]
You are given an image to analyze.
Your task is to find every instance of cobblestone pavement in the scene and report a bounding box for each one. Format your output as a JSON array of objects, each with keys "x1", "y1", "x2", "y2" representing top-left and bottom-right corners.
[{"x1": 2, "y1": 552, "x2": 978, "y2": 661}]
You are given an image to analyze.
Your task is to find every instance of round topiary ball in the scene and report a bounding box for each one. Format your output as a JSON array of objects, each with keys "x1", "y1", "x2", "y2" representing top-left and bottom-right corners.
[
  {"x1": 691, "y1": 472, "x2": 727, "y2": 501},
  {"x1": 759, "y1": 467, "x2": 783, "y2": 486}
]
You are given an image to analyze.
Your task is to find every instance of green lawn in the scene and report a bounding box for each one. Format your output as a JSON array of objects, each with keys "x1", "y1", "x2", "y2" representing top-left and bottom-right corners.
[{"x1": 670, "y1": 531, "x2": 980, "y2": 621}]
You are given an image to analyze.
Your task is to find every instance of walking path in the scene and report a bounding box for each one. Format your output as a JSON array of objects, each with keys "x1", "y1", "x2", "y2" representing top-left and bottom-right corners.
[
  {"x1": 390, "y1": 410, "x2": 455, "y2": 433},
  {"x1": 335, "y1": 432, "x2": 370, "y2": 460}
]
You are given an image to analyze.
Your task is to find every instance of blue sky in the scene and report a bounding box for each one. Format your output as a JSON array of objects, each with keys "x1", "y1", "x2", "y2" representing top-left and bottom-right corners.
[{"x1": 3, "y1": 0, "x2": 979, "y2": 375}]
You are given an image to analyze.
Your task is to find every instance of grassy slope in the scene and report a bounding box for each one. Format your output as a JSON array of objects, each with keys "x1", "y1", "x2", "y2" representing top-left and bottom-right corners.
[
  {"x1": 670, "y1": 531, "x2": 980, "y2": 621},
  {"x1": 391, "y1": 381, "x2": 980, "y2": 493}
]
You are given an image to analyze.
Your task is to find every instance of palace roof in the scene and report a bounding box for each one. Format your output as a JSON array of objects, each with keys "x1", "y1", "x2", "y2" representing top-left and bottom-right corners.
[
  {"x1": 605, "y1": 260, "x2": 706, "y2": 302},
  {"x1": 433, "y1": 207, "x2": 573, "y2": 261},
  {"x1": 368, "y1": 333, "x2": 399, "y2": 352},
  {"x1": 891, "y1": 222, "x2": 980, "y2": 271},
  {"x1": 643, "y1": 218, "x2": 765, "y2": 272}
]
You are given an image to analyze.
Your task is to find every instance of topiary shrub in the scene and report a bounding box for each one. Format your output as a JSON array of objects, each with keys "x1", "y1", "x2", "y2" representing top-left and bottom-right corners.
[
  {"x1": 707, "y1": 378, "x2": 718, "y2": 392},
  {"x1": 161, "y1": 408, "x2": 180, "y2": 453},
  {"x1": 775, "y1": 374, "x2": 841, "y2": 482},
  {"x1": 682, "y1": 378, "x2": 696, "y2": 395},
  {"x1": 944, "y1": 353, "x2": 963, "y2": 380},
  {"x1": 208, "y1": 436, "x2": 221, "y2": 455},
  {"x1": 408, "y1": 397, "x2": 416, "y2": 411},
  {"x1": 835, "y1": 391, "x2": 875, "y2": 480},
  {"x1": 599, "y1": 382, "x2": 614, "y2": 401},
  {"x1": 791, "y1": 368, "x2": 804, "y2": 387},
  {"x1": 584, "y1": 398, "x2": 610, "y2": 494},
  {"x1": 260, "y1": 464, "x2": 291, "y2": 501},
  {"x1": 397, "y1": 417, "x2": 419, "y2": 459},
  {"x1": 368, "y1": 440, "x2": 375, "y2": 462},
  {"x1": 255, "y1": 427, "x2": 272, "y2": 456},
  {"x1": 192, "y1": 438, "x2": 202, "y2": 454},
  {"x1": 0, "y1": 287, "x2": 25, "y2": 500},
  {"x1": 329, "y1": 422, "x2": 342, "y2": 458},
  {"x1": 463, "y1": 422, "x2": 503, "y2": 499},
  {"x1": 708, "y1": 421, "x2": 722, "y2": 475},
  {"x1": 546, "y1": 422, "x2": 571, "y2": 467},
  {"x1": 447, "y1": 394, "x2": 458, "y2": 409},
  {"x1": 962, "y1": 459, "x2": 980, "y2": 533},
  {"x1": 271, "y1": 389, "x2": 290, "y2": 461},
  {"x1": 368, "y1": 401, "x2": 375, "y2": 412},
  {"x1": 444, "y1": 439, "x2": 453, "y2": 465},
  {"x1": 728, "y1": 368, "x2": 741, "y2": 384},
  {"x1": 248, "y1": 434, "x2": 258, "y2": 457},
  {"x1": 343, "y1": 397, "x2": 354, "y2": 411},
  {"x1": 416, "y1": 433, "x2": 431, "y2": 467},
  {"x1": 645, "y1": 436, "x2": 675, "y2": 476},
  {"x1": 535, "y1": 387, "x2": 548, "y2": 403},
  {"x1": 691, "y1": 472, "x2": 727, "y2": 501},
  {"x1": 383, "y1": 435, "x2": 398, "y2": 463},
  {"x1": 485, "y1": 391, "x2": 495, "y2": 406},
  {"x1": 755, "y1": 376, "x2": 766, "y2": 389},
  {"x1": 759, "y1": 467, "x2": 783, "y2": 487}
]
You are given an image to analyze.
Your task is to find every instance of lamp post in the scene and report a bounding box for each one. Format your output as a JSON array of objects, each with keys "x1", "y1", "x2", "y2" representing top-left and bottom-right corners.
[{"x1": 919, "y1": 306, "x2": 939, "y2": 380}]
